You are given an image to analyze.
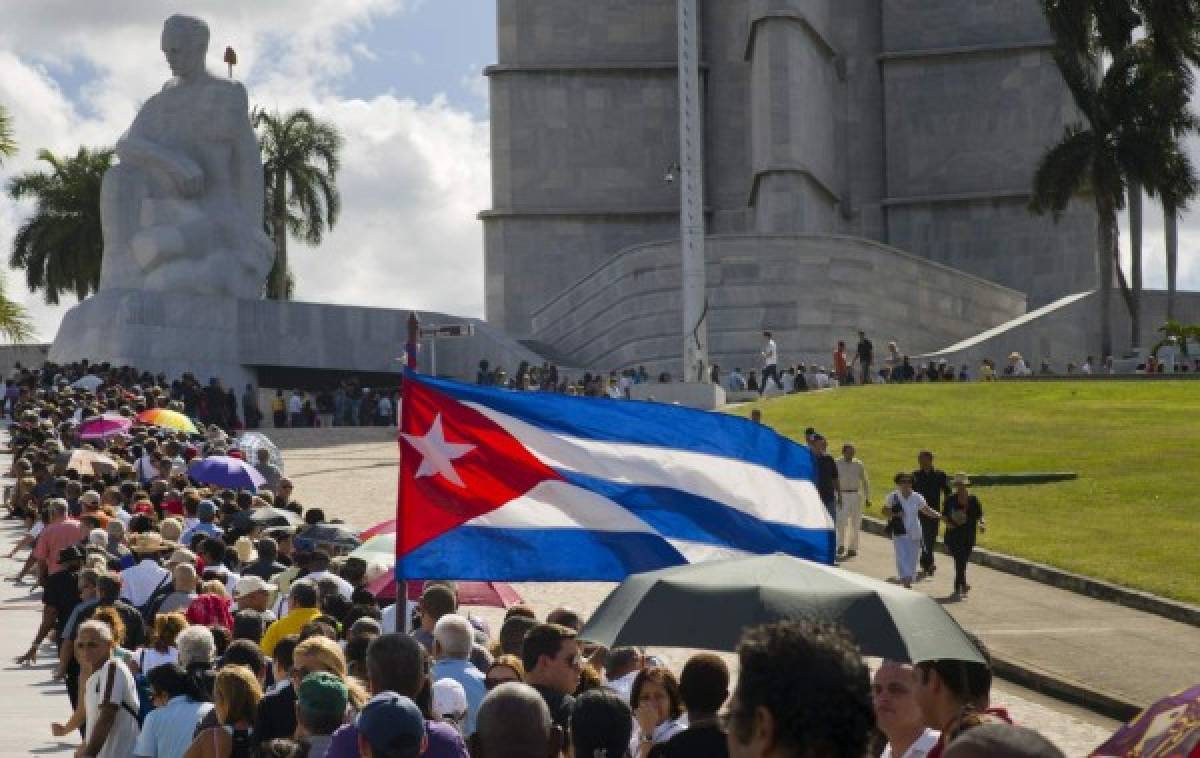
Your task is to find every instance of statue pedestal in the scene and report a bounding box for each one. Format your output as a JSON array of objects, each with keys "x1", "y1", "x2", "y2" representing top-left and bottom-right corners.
[
  {"x1": 628, "y1": 381, "x2": 727, "y2": 410},
  {"x1": 49, "y1": 288, "x2": 254, "y2": 388}
]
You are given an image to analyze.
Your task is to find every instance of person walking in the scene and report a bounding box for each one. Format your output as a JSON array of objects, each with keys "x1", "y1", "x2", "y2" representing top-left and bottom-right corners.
[
  {"x1": 856, "y1": 330, "x2": 874, "y2": 385},
  {"x1": 810, "y1": 435, "x2": 840, "y2": 524},
  {"x1": 883, "y1": 473, "x2": 942, "y2": 588},
  {"x1": 835, "y1": 443, "x2": 870, "y2": 559},
  {"x1": 759, "y1": 331, "x2": 781, "y2": 395},
  {"x1": 833, "y1": 341, "x2": 850, "y2": 385},
  {"x1": 912, "y1": 451, "x2": 951, "y2": 577},
  {"x1": 942, "y1": 474, "x2": 985, "y2": 597}
]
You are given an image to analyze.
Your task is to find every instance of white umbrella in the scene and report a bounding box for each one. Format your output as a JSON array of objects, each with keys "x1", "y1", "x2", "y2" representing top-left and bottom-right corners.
[{"x1": 71, "y1": 375, "x2": 104, "y2": 391}]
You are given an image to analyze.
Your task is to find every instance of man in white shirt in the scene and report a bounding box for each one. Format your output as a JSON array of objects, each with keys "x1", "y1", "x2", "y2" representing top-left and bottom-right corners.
[
  {"x1": 760, "y1": 331, "x2": 781, "y2": 395},
  {"x1": 119, "y1": 533, "x2": 172, "y2": 607},
  {"x1": 835, "y1": 443, "x2": 870, "y2": 559},
  {"x1": 288, "y1": 390, "x2": 305, "y2": 427},
  {"x1": 874, "y1": 661, "x2": 940, "y2": 758}
]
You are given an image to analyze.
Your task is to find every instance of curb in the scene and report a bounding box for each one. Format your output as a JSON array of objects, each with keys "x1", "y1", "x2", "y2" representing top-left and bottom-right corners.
[
  {"x1": 989, "y1": 653, "x2": 1143, "y2": 722},
  {"x1": 860, "y1": 517, "x2": 1200, "y2": 627}
]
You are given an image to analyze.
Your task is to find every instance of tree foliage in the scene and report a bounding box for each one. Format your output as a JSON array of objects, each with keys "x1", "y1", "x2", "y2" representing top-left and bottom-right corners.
[
  {"x1": 252, "y1": 108, "x2": 343, "y2": 300},
  {"x1": 6, "y1": 146, "x2": 113, "y2": 305}
]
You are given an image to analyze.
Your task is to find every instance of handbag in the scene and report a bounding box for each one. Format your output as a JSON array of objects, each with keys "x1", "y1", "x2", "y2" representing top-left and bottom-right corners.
[{"x1": 884, "y1": 494, "x2": 907, "y2": 537}]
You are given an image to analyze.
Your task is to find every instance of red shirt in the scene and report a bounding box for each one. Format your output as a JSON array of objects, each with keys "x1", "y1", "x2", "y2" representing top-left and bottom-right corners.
[{"x1": 33, "y1": 518, "x2": 85, "y2": 574}]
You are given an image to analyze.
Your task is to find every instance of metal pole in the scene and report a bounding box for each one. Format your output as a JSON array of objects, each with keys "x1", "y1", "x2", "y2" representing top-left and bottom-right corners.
[
  {"x1": 406, "y1": 312, "x2": 419, "y2": 370},
  {"x1": 430, "y1": 335, "x2": 438, "y2": 377},
  {"x1": 677, "y1": 0, "x2": 708, "y2": 383}
]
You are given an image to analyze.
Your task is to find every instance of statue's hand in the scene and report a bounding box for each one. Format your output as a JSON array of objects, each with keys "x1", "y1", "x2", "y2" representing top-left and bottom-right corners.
[{"x1": 174, "y1": 157, "x2": 204, "y2": 197}]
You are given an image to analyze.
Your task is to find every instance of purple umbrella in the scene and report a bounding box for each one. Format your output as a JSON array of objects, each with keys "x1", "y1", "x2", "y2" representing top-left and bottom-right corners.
[
  {"x1": 187, "y1": 455, "x2": 267, "y2": 491},
  {"x1": 78, "y1": 413, "x2": 132, "y2": 441}
]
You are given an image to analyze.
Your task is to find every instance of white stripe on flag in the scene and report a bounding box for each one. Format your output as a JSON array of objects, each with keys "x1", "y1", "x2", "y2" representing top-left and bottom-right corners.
[
  {"x1": 464, "y1": 402, "x2": 833, "y2": 530},
  {"x1": 464, "y1": 480, "x2": 656, "y2": 533}
]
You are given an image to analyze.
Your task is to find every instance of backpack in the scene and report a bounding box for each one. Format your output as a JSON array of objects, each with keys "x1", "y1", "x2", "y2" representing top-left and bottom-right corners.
[{"x1": 138, "y1": 573, "x2": 174, "y2": 624}]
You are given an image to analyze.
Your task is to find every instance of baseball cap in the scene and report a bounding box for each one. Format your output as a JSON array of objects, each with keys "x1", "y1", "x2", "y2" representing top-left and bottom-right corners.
[
  {"x1": 356, "y1": 691, "x2": 425, "y2": 753},
  {"x1": 234, "y1": 575, "x2": 272, "y2": 598},
  {"x1": 432, "y1": 678, "x2": 468, "y2": 722},
  {"x1": 297, "y1": 672, "x2": 348, "y2": 717}
]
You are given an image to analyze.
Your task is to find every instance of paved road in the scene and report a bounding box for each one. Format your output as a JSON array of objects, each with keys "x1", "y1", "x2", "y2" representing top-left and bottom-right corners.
[{"x1": 1, "y1": 425, "x2": 1168, "y2": 756}]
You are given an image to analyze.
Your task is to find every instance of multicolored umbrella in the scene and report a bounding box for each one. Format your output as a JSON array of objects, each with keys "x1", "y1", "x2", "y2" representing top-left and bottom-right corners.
[
  {"x1": 136, "y1": 408, "x2": 198, "y2": 434},
  {"x1": 187, "y1": 455, "x2": 267, "y2": 490},
  {"x1": 78, "y1": 413, "x2": 132, "y2": 441},
  {"x1": 1091, "y1": 684, "x2": 1200, "y2": 757}
]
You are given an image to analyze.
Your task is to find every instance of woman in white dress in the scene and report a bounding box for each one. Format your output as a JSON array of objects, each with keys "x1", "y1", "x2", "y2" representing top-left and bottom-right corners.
[
  {"x1": 77, "y1": 619, "x2": 142, "y2": 758},
  {"x1": 883, "y1": 472, "x2": 942, "y2": 588},
  {"x1": 873, "y1": 661, "x2": 940, "y2": 758}
]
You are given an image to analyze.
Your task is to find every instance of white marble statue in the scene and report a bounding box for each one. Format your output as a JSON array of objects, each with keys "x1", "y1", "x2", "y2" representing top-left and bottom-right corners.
[{"x1": 98, "y1": 14, "x2": 272, "y2": 298}]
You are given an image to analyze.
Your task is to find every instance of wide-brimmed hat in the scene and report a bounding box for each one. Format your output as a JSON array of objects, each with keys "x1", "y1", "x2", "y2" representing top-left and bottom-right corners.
[
  {"x1": 234, "y1": 575, "x2": 272, "y2": 598},
  {"x1": 953, "y1": 472, "x2": 971, "y2": 487},
  {"x1": 130, "y1": 532, "x2": 174, "y2": 555}
]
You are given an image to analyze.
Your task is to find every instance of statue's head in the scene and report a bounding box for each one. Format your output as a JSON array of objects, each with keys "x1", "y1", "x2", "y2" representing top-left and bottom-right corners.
[{"x1": 161, "y1": 14, "x2": 209, "y2": 78}]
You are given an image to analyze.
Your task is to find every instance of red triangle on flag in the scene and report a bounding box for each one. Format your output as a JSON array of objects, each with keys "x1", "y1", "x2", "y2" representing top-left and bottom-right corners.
[{"x1": 397, "y1": 376, "x2": 562, "y2": 554}]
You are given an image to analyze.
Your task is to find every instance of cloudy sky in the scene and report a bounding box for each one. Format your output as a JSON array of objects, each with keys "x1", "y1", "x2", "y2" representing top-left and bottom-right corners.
[
  {"x1": 0, "y1": 2, "x2": 1197, "y2": 344},
  {"x1": 0, "y1": 0, "x2": 494, "y2": 341}
]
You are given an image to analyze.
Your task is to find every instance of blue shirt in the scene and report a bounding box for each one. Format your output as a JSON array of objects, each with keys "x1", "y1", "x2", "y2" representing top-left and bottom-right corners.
[
  {"x1": 433, "y1": 658, "x2": 486, "y2": 736},
  {"x1": 134, "y1": 695, "x2": 214, "y2": 757}
]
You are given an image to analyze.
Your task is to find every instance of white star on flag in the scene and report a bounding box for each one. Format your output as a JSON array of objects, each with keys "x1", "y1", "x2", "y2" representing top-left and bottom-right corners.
[{"x1": 401, "y1": 413, "x2": 475, "y2": 487}]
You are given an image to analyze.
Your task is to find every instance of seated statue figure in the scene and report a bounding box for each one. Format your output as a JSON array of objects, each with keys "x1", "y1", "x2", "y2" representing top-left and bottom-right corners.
[{"x1": 98, "y1": 14, "x2": 272, "y2": 299}]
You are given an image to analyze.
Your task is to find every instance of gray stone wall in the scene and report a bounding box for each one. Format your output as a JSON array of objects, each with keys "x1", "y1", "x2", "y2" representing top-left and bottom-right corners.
[
  {"x1": 530, "y1": 233, "x2": 1026, "y2": 376},
  {"x1": 882, "y1": 0, "x2": 1051, "y2": 50},
  {"x1": 497, "y1": 0, "x2": 676, "y2": 64}
]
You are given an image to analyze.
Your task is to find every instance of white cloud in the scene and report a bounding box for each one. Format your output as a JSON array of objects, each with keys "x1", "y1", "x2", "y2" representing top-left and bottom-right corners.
[{"x1": 0, "y1": 0, "x2": 489, "y2": 342}]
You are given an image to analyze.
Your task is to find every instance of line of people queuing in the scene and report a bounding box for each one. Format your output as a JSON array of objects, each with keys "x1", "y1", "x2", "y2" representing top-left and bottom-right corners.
[{"x1": 6, "y1": 363, "x2": 1062, "y2": 758}]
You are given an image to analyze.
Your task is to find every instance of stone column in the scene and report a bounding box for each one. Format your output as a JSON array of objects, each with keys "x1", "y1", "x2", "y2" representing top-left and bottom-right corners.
[{"x1": 678, "y1": 0, "x2": 709, "y2": 382}]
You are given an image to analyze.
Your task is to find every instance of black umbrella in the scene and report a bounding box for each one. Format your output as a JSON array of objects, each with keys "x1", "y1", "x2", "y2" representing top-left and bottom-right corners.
[
  {"x1": 228, "y1": 506, "x2": 303, "y2": 531},
  {"x1": 580, "y1": 553, "x2": 984, "y2": 664},
  {"x1": 294, "y1": 523, "x2": 362, "y2": 554}
]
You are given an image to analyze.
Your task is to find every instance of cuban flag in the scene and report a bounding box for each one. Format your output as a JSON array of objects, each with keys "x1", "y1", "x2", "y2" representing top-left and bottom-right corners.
[{"x1": 395, "y1": 372, "x2": 833, "y2": 581}]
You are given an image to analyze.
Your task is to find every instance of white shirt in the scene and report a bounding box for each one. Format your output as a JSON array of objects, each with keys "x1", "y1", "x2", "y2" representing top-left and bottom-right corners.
[
  {"x1": 135, "y1": 646, "x2": 179, "y2": 673},
  {"x1": 288, "y1": 395, "x2": 303, "y2": 414},
  {"x1": 762, "y1": 339, "x2": 778, "y2": 367},
  {"x1": 814, "y1": 370, "x2": 831, "y2": 389},
  {"x1": 606, "y1": 669, "x2": 638, "y2": 704},
  {"x1": 85, "y1": 658, "x2": 141, "y2": 758},
  {"x1": 835, "y1": 458, "x2": 869, "y2": 499},
  {"x1": 120, "y1": 558, "x2": 171, "y2": 607},
  {"x1": 881, "y1": 728, "x2": 940, "y2": 758},
  {"x1": 887, "y1": 490, "x2": 929, "y2": 541},
  {"x1": 381, "y1": 600, "x2": 417, "y2": 634},
  {"x1": 304, "y1": 569, "x2": 354, "y2": 600}
]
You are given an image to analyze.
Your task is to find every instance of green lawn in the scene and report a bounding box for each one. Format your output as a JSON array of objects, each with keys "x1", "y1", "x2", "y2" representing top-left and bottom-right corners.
[{"x1": 735, "y1": 381, "x2": 1200, "y2": 605}]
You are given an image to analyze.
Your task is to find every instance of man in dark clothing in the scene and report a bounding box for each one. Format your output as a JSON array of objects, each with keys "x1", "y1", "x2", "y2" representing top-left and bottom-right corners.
[
  {"x1": 856, "y1": 331, "x2": 874, "y2": 386},
  {"x1": 522, "y1": 623, "x2": 581, "y2": 733},
  {"x1": 241, "y1": 537, "x2": 287, "y2": 580},
  {"x1": 913, "y1": 451, "x2": 952, "y2": 575},
  {"x1": 650, "y1": 653, "x2": 729, "y2": 757},
  {"x1": 256, "y1": 635, "x2": 300, "y2": 743},
  {"x1": 811, "y1": 435, "x2": 840, "y2": 522}
]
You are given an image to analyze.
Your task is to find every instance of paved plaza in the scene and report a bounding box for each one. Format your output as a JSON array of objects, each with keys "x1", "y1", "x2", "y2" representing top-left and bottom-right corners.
[{"x1": 10, "y1": 424, "x2": 1199, "y2": 756}]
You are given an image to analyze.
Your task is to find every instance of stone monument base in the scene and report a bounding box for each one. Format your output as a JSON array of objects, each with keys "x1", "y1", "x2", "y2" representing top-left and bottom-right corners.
[
  {"x1": 628, "y1": 381, "x2": 727, "y2": 410},
  {"x1": 49, "y1": 288, "x2": 553, "y2": 387},
  {"x1": 49, "y1": 288, "x2": 252, "y2": 388}
]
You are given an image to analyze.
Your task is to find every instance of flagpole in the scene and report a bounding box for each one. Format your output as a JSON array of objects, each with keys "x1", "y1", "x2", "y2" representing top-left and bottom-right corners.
[{"x1": 396, "y1": 313, "x2": 420, "y2": 626}]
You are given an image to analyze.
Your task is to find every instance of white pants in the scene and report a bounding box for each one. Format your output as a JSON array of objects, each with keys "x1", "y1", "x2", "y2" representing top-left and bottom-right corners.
[
  {"x1": 836, "y1": 493, "x2": 863, "y2": 552},
  {"x1": 894, "y1": 537, "x2": 921, "y2": 581}
]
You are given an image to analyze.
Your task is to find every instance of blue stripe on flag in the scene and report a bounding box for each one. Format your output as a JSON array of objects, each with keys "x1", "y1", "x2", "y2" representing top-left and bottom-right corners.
[
  {"x1": 396, "y1": 527, "x2": 687, "y2": 581},
  {"x1": 556, "y1": 469, "x2": 834, "y2": 562},
  {"x1": 410, "y1": 373, "x2": 815, "y2": 481}
]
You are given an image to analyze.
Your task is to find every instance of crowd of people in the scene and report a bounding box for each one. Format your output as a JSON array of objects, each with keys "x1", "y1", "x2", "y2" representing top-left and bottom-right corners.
[{"x1": 2, "y1": 360, "x2": 1072, "y2": 758}]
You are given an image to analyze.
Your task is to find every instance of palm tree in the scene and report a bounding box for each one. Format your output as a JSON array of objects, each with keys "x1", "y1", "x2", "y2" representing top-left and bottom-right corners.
[
  {"x1": 252, "y1": 108, "x2": 343, "y2": 300},
  {"x1": 6, "y1": 146, "x2": 113, "y2": 305},
  {"x1": 1031, "y1": 1, "x2": 1188, "y2": 357},
  {"x1": 0, "y1": 104, "x2": 16, "y2": 163},
  {"x1": 0, "y1": 104, "x2": 34, "y2": 343}
]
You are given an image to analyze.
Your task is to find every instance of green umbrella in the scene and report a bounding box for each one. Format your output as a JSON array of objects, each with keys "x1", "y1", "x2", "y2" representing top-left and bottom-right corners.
[{"x1": 579, "y1": 553, "x2": 984, "y2": 664}]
